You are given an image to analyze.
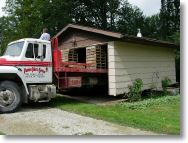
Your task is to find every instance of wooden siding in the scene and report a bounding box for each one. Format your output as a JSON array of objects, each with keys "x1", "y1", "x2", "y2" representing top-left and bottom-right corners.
[
  {"x1": 58, "y1": 29, "x2": 115, "y2": 50},
  {"x1": 108, "y1": 41, "x2": 176, "y2": 96}
]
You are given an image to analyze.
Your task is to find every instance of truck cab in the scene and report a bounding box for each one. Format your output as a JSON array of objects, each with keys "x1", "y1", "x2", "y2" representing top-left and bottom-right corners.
[{"x1": 0, "y1": 38, "x2": 56, "y2": 113}]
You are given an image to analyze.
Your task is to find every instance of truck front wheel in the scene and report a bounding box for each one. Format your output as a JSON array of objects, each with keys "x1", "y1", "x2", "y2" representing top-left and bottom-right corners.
[{"x1": 0, "y1": 81, "x2": 22, "y2": 113}]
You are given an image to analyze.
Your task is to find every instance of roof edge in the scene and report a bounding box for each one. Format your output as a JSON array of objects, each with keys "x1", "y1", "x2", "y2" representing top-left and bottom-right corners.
[
  {"x1": 55, "y1": 24, "x2": 123, "y2": 38},
  {"x1": 122, "y1": 35, "x2": 179, "y2": 48},
  {"x1": 54, "y1": 24, "x2": 179, "y2": 48}
]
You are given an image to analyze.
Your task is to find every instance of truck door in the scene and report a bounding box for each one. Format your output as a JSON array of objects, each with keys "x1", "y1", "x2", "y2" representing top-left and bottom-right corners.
[{"x1": 22, "y1": 42, "x2": 52, "y2": 83}]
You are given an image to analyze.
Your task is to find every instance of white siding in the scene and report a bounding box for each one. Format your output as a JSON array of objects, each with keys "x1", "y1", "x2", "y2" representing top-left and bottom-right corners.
[
  {"x1": 108, "y1": 41, "x2": 176, "y2": 96},
  {"x1": 108, "y1": 42, "x2": 117, "y2": 95}
]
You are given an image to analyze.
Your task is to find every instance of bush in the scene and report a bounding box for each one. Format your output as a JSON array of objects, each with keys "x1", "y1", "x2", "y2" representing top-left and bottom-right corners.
[
  {"x1": 162, "y1": 77, "x2": 172, "y2": 94},
  {"x1": 141, "y1": 89, "x2": 165, "y2": 99},
  {"x1": 127, "y1": 79, "x2": 143, "y2": 102}
]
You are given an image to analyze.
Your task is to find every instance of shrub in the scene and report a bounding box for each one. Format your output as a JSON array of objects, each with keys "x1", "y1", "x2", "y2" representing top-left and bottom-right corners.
[
  {"x1": 162, "y1": 77, "x2": 172, "y2": 94},
  {"x1": 127, "y1": 79, "x2": 143, "y2": 102}
]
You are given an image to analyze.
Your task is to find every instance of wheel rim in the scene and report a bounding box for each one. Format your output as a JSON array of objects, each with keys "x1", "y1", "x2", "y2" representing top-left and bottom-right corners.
[{"x1": 0, "y1": 89, "x2": 16, "y2": 108}]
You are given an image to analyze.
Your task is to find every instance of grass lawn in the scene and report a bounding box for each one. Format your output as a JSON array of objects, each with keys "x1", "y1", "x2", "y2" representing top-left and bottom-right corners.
[{"x1": 50, "y1": 95, "x2": 180, "y2": 135}]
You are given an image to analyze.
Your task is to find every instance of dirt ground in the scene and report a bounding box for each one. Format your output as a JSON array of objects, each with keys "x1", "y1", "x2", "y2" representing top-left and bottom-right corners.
[{"x1": 0, "y1": 104, "x2": 158, "y2": 135}]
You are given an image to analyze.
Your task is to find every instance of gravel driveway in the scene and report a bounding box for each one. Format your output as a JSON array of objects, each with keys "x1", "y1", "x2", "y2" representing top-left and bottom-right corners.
[{"x1": 0, "y1": 106, "x2": 157, "y2": 135}]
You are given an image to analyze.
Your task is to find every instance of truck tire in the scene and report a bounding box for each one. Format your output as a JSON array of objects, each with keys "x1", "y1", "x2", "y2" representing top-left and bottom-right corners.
[{"x1": 0, "y1": 81, "x2": 22, "y2": 113}]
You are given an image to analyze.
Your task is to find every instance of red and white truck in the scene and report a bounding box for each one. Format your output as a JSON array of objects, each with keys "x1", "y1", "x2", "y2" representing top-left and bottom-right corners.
[{"x1": 0, "y1": 37, "x2": 107, "y2": 113}]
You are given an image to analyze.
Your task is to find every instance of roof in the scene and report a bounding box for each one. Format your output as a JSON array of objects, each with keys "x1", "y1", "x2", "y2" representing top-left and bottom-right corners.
[
  {"x1": 9, "y1": 38, "x2": 51, "y2": 45},
  {"x1": 55, "y1": 24, "x2": 122, "y2": 38},
  {"x1": 55, "y1": 24, "x2": 179, "y2": 48},
  {"x1": 122, "y1": 35, "x2": 179, "y2": 48}
]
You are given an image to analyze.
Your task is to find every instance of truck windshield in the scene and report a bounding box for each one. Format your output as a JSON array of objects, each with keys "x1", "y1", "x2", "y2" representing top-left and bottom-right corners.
[{"x1": 4, "y1": 42, "x2": 24, "y2": 56}]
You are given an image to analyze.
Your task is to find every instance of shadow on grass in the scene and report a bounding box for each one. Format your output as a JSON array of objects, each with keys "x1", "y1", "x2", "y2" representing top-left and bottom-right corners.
[
  {"x1": 19, "y1": 95, "x2": 90, "y2": 113},
  {"x1": 49, "y1": 96, "x2": 89, "y2": 107},
  {"x1": 0, "y1": 131, "x2": 5, "y2": 135}
]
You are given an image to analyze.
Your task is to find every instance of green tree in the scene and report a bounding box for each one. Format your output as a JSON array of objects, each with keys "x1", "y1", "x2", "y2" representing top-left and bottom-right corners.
[
  {"x1": 0, "y1": 0, "x2": 74, "y2": 54},
  {"x1": 142, "y1": 14, "x2": 161, "y2": 39},
  {"x1": 159, "y1": 0, "x2": 180, "y2": 82},
  {"x1": 71, "y1": 0, "x2": 120, "y2": 30},
  {"x1": 117, "y1": 0, "x2": 145, "y2": 36},
  {"x1": 160, "y1": 0, "x2": 180, "y2": 40},
  {"x1": 38, "y1": 0, "x2": 73, "y2": 35},
  {"x1": 1, "y1": 0, "x2": 180, "y2": 50},
  {"x1": 0, "y1": 16, "x2": 19, "y2": 55},
  {"x1": 3, "y1": 0, "x2": 73, "y2": 37}
]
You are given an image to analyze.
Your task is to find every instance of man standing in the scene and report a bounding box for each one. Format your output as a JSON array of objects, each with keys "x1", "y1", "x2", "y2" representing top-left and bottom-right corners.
[{"x1": 40, "y1": 28, "x2": 50, "y2": 41}]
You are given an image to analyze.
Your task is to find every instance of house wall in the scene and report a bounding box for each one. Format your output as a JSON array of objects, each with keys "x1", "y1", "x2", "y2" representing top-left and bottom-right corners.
[
  {"x1": 108, "y1": 41, "x2": 176, "y2": 96},
  {"x1": 58, "y1": 29, "x2": 115, "y2": 50}
]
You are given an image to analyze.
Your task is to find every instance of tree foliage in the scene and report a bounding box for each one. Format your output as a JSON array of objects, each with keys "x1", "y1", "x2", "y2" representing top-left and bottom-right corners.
[
  {"x1": 0, "y1": 16, "x2": 19, "y2": 54},
  {"x1": 0, "y1": 0, "x2": 180, "y2": 55},
  {"x1": 71, "y1": 0, "x2": 120, "y2": 30},
  {"x1": 160, "y1": 0, "x2": 180, "y2": 41},
  {"x1": 117, "y1": 0, "x2": 145, "y2": 36}
]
